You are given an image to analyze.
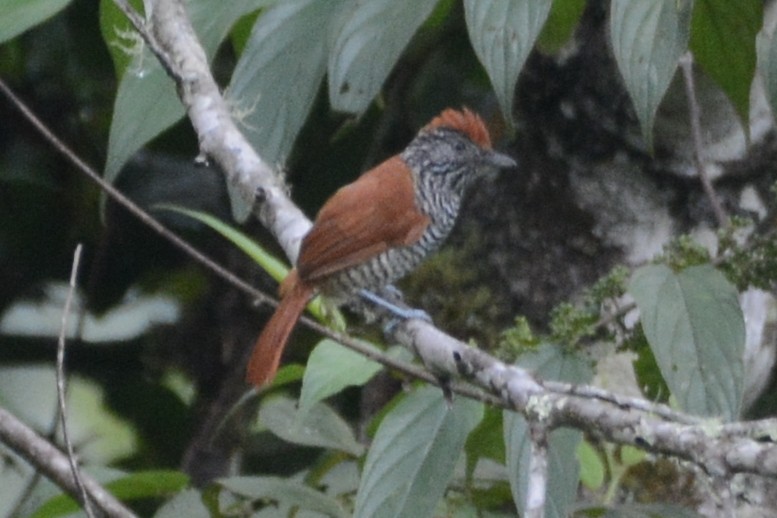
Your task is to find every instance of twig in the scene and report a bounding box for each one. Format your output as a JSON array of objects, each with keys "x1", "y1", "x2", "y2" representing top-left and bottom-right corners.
[
  {"x1": 55, "y1": 244, "x2": 94, "y2": 517},
  {"x1": 678, "y1": 51, "x2": 729, "y2": 228},
  {"x1": 0, "y1": 407, "x2": 137, "y2": 517}
]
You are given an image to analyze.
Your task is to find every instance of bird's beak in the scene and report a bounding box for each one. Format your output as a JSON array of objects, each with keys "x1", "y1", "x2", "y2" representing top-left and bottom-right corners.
[{"x1": 484, "y1": 149, "x2": 517, "y2": 169}]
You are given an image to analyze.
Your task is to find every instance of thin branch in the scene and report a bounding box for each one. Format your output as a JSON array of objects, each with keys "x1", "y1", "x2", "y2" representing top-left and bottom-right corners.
[
  {"x1": 679, "y1": 51, "x2": 729, "y2": 228},
  {"x1": 0, "y1": 77, "x2": 272, "y2": 311},
  {"x1": 0, "y1": 407, "x2": 137, "y2": 518},
  {"x1": 55, "y1": 244, "x2": 95, "y2": 518}
]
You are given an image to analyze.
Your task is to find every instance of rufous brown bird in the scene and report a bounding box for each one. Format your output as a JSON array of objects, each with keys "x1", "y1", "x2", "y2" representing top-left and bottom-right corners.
[{"x1": 247, "y1": 108, "x2": 516, "y2": 386}]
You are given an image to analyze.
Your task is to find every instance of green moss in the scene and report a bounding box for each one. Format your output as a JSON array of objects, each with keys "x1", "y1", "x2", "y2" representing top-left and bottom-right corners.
[
  {"x1": 497, "y1": 316, "x2": 539, "y2": 362},
  {"x1": 658, "y1": 235, "x2": 710, "y2": 271}
]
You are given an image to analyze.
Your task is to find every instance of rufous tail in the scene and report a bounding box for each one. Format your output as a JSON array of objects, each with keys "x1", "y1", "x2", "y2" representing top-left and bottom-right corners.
[{"x1": 246, "y1": 270, "x2": 314, "y2": 386}]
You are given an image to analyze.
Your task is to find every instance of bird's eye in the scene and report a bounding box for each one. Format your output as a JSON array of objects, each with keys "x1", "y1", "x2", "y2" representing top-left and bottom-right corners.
[{"x1": 453, "y1": 140, "x2": 466, "y2": 152}]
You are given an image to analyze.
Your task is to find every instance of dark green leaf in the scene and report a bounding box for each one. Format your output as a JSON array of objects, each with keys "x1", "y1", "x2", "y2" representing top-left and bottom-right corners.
[
  {"x1": 464, "y1": 0, "x2": 552, "y2": 124},
  {"x1": 258, "y1": 395, "x2": 364, "y2": 456},
  {"x1": 328, "y1": 0, "x2": 439, "y2": 114},
  {"x1": 0, "y1": 0, "x2": 72, "y2": 43},
  {"x1": 106, "y1": 470, "x2": 191, "y2": 500},
  {"x1": 629, "y1": 264, "x2": 745, "y2": 419},
  {"x1": 354, "y1": 386, "x2": 483, "y2": 518},
  {"x1": 504, "y1": 344, "x2": 591, "y2": 517},
  {"x1": 99, "y1": 0, "x2": 140, "y2": 77},
  {"x1": 536, "y1": 0, "x2": 586, "y2": 53},
  {"x1": 230, "y1": 0, "x2": 345, "y2": 165},
  {"x1": 219, "y1": 475, "x2": 347, "y2": 518},
  {"x1": 610, "y1": 0, "x2": 693, "y2": 148},
  {"x1": 32, "y1": 470, "x2": 190, "y2": 518},
  {"x1": 155, "y1": 205, "x2": 289, "y2": 281},
  {"x1": 689, "y1": 0, "x2": 761, "y2": 129},
  {"x1": 465, "y1": 405, "x2": 505, "y2": 480}
]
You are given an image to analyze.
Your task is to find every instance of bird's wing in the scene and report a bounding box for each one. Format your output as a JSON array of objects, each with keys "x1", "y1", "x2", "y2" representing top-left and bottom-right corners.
[{"x1": 297, "y1": 156, "x2": 430, "y2": 282}]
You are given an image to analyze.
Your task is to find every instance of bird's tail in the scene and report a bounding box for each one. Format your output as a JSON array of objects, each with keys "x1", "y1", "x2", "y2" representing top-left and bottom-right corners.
[{"x1": 246, "y1": 270, "x2": 313, "y2": 386}]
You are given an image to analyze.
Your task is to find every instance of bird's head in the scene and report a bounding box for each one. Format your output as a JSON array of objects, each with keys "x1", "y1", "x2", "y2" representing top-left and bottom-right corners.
[{"x1": 404, "y1": 108, "x2": 516, "y2": 194}]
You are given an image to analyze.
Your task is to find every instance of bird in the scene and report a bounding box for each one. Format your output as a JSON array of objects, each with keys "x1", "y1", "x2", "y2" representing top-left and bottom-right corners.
[{"x1": 246, "y1": 108, "x2": 516, "y2": 386}]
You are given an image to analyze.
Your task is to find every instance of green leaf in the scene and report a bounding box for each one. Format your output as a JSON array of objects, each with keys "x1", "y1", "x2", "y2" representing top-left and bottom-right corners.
[
  {"x1": 354, "y1": 386, "x2": 483, "y2": 518},
  {"x1": 610, "y1": 0, "x2": 692, "y2": 149},
  {"x1": 104, "y1": 64, "x2": 184, "y2": 191},
  {"x1": 99, "y1": 0, "x2": 139, "y2": 78},
  {"x1": 107, "y1": 470, "x2": 191, "y2": 500},
  {"x1": 503, "y1": 344, "x2": 591, "y2": 518},
  {"x1": 228, "y1": 0, "x2": 348, "y2": 221},
  {"x1": 154, "y1": 489, "x2": 209, "y2": 518},
  {"x1": 328, "y1": 0, "x2": 439, "y2": 114},
  {"x1": 103, "y1": 0, "x2": 263, "y2": 207},
  {"x1": 464, "y1": 0, "x2": 552, "y2": 124},
  {"x1": 219, "y1": 475, "x2": 347, "y2": 518},
  {"x1": 258, "y1": 395, "x2": 365, "y2": 456},
  {"x1": 689, "y1": 0, "x2": 761, "y2": 130},
  {"x1": 230, "y1": 0, "x2": 343, "y2": 163},
  {"x1": 629, "y1": 263, "x2": 745, "y2": 419},
  {"x1": 32, "y1": 470, "x2": 190, "y2": 517},
  {"x1": 299, "y1": 339, "x2": 383, "y2": 417},
  {"x1": 577, "y1": 440, "x2": 605, "y2": 491},
  {"x1": 0, "y1": 0, "x2": 72, "y2": 43},
  {"x1": 464, "y1": 405, "x2": 505, "y2": 479},
  {"x1": 156, "y1": 204, "x2": 288, "y2": 281},
  {"x1": 536, "y1": 0, "x2": 586, "y2": 53}
]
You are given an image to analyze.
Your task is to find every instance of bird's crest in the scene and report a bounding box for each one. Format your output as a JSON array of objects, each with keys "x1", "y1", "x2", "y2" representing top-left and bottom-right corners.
[{"x1": 424, "y1": 108, "x2": 492, "y2": 149}]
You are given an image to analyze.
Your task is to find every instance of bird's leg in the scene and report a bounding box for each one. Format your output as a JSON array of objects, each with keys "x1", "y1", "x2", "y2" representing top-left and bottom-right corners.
[{"x1": 358, "y1": 288, "x2": 431, "y2": 323}]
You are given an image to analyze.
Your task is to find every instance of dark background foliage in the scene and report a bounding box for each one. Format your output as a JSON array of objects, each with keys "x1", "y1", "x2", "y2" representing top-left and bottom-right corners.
[{"x1": 2, "y1": 0, "x2": 776, "y2": 515}]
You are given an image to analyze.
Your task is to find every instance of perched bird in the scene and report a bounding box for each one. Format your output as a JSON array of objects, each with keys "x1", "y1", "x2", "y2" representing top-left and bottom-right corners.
[{"x1": 247, "y1": 108, "x2": 516, "y2": 386}]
